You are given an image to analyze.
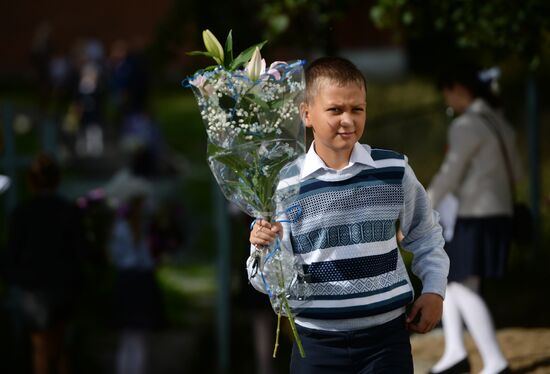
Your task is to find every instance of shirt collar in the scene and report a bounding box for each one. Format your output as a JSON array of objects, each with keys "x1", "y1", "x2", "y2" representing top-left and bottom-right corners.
[{"x1": 300, "y1": 142, "x2": 376, "y2": 180}]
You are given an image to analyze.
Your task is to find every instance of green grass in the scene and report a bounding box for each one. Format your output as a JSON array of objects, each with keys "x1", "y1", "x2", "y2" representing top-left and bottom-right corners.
[
  {"x1": 151, "y1": 91, "x2": 207, "y2": 164},
  {"x1": 156, "y1": 263, "x2": 217, "y2": 327}
]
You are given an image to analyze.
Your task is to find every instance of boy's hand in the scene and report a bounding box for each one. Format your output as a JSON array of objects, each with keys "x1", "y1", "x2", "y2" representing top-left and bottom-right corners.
[
  {"x1": 406, "y1": 293, "x2": 443, "y2": 333},
  {"x1": 249, "y1": 219, "x2": 282, "y2": 247}
]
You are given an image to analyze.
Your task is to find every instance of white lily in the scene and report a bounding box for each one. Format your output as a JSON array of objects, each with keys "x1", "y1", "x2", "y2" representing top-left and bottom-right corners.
[
  {"x1": 246, "y1": 47, "x2": 265, "y2": 81},
  {"x1": 202, "y1": 29, "x2": 224, "y2": 65}
]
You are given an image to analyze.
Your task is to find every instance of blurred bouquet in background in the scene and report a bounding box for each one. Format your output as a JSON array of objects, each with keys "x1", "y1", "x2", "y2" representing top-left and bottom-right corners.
[{"x1": 184, "y1": 29, "x2": 307, "y2": 357}]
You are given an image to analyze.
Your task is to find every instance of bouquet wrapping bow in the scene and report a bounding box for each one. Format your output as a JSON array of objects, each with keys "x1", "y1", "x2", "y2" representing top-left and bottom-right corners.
[{"x1": 185, "y1": 30, "x2": 309, "y2": 357}]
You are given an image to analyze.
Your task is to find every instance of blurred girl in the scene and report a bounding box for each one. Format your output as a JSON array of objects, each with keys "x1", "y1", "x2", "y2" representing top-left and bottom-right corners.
[{"x1": 428, "y1": 65, "x2": 521, "y2": 374}]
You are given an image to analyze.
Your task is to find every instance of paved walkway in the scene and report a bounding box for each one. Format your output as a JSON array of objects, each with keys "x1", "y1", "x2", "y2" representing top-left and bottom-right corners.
[{"x1": 411, "y1": 327, "x2": 550, "y2": 374}]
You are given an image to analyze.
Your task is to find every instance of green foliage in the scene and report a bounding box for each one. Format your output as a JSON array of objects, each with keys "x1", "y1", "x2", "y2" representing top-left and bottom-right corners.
[
  {"x1": 370, "y1": 0, "x2": 550, "y2": 70},
  {"x1": 257, "y1": 0, "x2": 359, "y2": 53},
  {"x1": 229, "y1": 40, "x2": 268, "y2": 70},
  {"x1": 187, "y1": 29, "x2": 268, "y2": 73}
]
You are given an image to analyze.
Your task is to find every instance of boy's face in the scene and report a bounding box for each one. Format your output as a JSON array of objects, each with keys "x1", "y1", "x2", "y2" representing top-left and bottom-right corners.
[{"x1": 301, "y1": 80, "x2": 366, "y2": 162}]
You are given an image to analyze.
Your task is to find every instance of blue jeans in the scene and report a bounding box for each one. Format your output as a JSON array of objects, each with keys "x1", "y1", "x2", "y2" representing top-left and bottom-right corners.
[{"x1": 290, "y1": 314, "x2": 413, "y2": 374}]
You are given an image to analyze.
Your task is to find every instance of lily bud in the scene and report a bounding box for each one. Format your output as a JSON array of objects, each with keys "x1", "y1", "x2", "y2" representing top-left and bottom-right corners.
[
  {"x1": 246, "y1": 47, "x2": 264, "y2": 81},
  {"x1": 202, "y1": 29, "x2": 224, "y2": 65}
]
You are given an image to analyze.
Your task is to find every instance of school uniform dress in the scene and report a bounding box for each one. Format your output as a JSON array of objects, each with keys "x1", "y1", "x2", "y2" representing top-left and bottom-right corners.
[
  {"x1": 428, "y1": 98, "x2": 522, "y2": 282},
  {"x1": 247, "y1": 142, "x2": 449, "y2": 373}
]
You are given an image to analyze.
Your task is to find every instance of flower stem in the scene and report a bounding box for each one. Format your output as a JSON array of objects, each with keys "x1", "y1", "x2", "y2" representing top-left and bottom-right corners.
[
  {"x1": 282, "y1": 295, "x2": 306, "y2": 358},
  {"x1": 272, "y1": 243, "x2": 306, "y2": 358},
  {"x1": 273, "y1": 308, "x2": 281, "y2": 358}
]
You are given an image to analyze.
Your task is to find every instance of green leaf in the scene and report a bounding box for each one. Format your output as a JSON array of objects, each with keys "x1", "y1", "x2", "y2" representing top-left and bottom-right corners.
[
  {"x1": 224, "y1": 30, "x2": 234, "y2": 67},
  {"x1": 211, "y1": 154, "x2": 243, "y2": 172},
  {"x1": 268, "y1": 98, "x2": 285, "y2": 109},
  {"x1": 202, "y1": 65, "x2": 218, "y2": 72},
  {"x1": 187, "y1": 50, "x2": 217, "y2": 58},
  {"x1": 244, "y1": 94, "x2": 270, "y2": 110},
  {"x1": 208, "y1": 144, "x2": 250, "y2": 171},
  {"x1": 230, "y1": 40, "x2": 268, "y2": 70}
]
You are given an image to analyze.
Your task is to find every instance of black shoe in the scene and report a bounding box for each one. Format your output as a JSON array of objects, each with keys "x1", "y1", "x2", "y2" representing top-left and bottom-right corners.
[{"x1": 428, "y1": 357, "x2": 471, "y2": 374}]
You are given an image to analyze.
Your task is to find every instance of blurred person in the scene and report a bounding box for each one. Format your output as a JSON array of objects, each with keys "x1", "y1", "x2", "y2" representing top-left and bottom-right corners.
[
  {"x1": 107, "y1": 176, "x2": 164, "y2": 374},
  {"x1": 120, "y1": 111, "x2": 163, "y2": 176},
  {"x1": 149, "y1": 199, "x2": 185, "y2": 261},
  {"x1": 108, "y1": 36, "x2": 151, "y2": 121},
  {"x1": 4, "y1": 153, "x2": 86, "y2": 374},
  {"x1": 108, "y1": 39, "x2": 132, "y2": 125},
  {"x1": 48, "y1": 52, "x2": 73, "y2": 121},
  {"x1": 427, "y1": 65, "x2": 521, "y2": 374},
  {"x1": 125, "y1": 36, "x2": 151, "y2": 115},
  {"x1": 70, "y1": 38, "x2": 107, "y2": 157}
]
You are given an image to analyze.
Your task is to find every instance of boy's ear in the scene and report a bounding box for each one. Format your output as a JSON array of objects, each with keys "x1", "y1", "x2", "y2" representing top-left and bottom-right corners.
[{"x1": 299, "y1": 102, "x2": 312, "y2": 128}]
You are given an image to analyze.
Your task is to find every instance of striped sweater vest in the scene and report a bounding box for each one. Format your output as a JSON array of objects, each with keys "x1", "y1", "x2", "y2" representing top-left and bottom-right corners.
[{"x1": 286, "y1": 149, "x2": 414, "y2": 320}]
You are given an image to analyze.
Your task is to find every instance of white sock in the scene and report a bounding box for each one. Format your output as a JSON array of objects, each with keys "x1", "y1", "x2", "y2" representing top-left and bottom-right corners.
[
  {"x1": 453, "y1": 278, "x2": 508, "y2": 374},
  {"x1": 431, "y1": 283, "x2": 468, "y2": 372}
]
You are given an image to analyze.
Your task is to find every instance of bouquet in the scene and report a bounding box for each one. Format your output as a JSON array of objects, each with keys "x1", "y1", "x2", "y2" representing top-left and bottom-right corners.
[{"x1": 184, "y1": 30, "x2": 308, "y2": 357}]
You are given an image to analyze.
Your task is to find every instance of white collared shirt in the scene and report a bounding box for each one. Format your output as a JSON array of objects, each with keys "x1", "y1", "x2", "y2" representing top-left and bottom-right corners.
[{"x1": 300, "y1": 141, "x2": 376, "y2": 181}]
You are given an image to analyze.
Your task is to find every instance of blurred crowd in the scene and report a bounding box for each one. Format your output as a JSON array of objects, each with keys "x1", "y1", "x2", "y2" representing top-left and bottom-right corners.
[
  {"x1": 0, "y1": 149, "x2": 187, "y2": 374},
  {"x1": 29, "y1": 22, "x2": 158, "y2": 164},
  {"x1": 0, "y1": 23, "x2": 191, "y2": 374}
]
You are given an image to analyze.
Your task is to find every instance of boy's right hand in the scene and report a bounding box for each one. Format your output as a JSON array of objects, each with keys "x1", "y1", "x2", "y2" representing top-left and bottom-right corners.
[{"x1": 250, "y1": 219, "x2": 282, "y2": 247}]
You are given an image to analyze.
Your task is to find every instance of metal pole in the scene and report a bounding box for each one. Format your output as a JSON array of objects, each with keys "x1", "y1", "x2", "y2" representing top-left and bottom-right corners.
[
  {"x1": 526, "y1": 74, "x2": 540, "y2": 259},
  {"x1": 213, "y1": 182, "x2": 230, "y2": 373}
]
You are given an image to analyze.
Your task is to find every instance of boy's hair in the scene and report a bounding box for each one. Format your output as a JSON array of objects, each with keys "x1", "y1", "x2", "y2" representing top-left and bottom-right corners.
[{"x1": 305, "y1": 57, "x2": 367, "y2": 103}]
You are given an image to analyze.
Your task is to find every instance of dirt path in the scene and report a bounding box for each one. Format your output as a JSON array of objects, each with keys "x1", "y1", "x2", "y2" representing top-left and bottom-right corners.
[{"x1": 411, "y1": 328, "x2": 550, "y2": 373}]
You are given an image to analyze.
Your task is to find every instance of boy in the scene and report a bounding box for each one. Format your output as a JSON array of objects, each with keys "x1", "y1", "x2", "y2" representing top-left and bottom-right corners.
[{"x1": 248, "y1": 57, "x2": 449, "y2": 373}]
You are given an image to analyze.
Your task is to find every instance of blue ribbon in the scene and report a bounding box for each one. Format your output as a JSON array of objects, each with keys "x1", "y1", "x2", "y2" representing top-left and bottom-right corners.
[
  {"x1": 259, "y1": 236, "x2": 282, "y2": 300},
  {"x1": 182, "y1": 60, "x2": 306, "y2": 89}
]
